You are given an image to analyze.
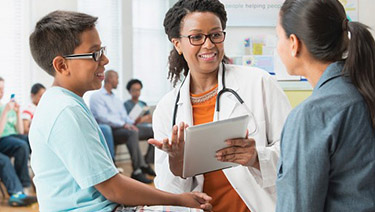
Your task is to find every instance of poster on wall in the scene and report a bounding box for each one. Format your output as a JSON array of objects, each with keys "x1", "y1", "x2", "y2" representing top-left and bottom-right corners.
[
  {"x1": 222, "y1": 0, "x2": 282, "y2": 26},
  {"x1": 222, "y1": 0, "x2": 358, "y2": 27}
]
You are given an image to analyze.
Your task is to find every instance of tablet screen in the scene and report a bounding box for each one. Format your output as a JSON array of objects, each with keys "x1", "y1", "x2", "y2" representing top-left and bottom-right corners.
[{"x1": 183, "y1": 115, "x2": 250, "y2": 178}]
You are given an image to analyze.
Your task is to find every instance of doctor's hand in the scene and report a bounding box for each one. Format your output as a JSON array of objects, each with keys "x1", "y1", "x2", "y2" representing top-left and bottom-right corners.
[
  {"x1": 178, "y1": 191, "x2": 212, "y2": 211},
  {"x1": 148, "y1": 122, "x2": 188, "y2": 176},
  {"x1": 215, "y1": 130, "x2": 260, "y2": 170}
]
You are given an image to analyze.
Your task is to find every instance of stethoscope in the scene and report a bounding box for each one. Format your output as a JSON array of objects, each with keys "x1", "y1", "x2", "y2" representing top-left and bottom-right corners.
[{"x1": 172, "y1": 62, "x2": 258, "y2": 135}]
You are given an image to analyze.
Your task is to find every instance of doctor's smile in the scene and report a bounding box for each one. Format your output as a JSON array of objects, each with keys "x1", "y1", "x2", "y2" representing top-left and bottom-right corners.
[{"x1": 198, "y1": 52, "x2": 218, "y2": 62}]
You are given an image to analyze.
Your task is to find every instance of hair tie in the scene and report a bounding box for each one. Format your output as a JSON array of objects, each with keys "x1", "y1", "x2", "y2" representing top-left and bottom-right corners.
[{"x1": 342, "y1": 18, "x2": 349, "y2": 31}]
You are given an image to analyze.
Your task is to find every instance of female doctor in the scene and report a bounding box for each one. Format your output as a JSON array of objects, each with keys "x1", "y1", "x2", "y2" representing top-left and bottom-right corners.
[{"x1": 149, "y1": 0, "x2": 291, "y2": 211}]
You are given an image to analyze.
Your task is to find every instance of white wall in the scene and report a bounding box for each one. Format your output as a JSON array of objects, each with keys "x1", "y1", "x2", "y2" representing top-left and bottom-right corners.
[
  {"x1": 359, "y1": 0, "x2": 375, "y2": 37},
  {"x1": 27, "y1": 0, "x2": 375, "y2": 100},
  {"x1": 121, "y1": 0, "x2": 133, "y2": 101},
  {"x1": 225, "y1": 0, "x2": 375, "y2": 57}
]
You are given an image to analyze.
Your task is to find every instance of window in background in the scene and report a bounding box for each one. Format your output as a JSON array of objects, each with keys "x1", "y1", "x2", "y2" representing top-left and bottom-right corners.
[
  {"x1": 0, "y1": 0, "x2": 31, "y2": 105},
  {"x1": 132, "y1": 0, "x2": 172, "y2": 105},
  {"x1": 77, "y1": 0, "x2": 123, "y2": 103}
]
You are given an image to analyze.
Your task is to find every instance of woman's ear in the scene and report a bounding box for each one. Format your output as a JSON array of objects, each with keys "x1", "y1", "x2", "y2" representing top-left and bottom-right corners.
[
  {"x1": 52, "y1": 56, "x2": 69, "y2": 76},
  {"x1": 172, "y1": 38, "x2": 182, "y2": 55},
  {"x1": 289, "y1": 34, "x2": 301, "y2": 57}
]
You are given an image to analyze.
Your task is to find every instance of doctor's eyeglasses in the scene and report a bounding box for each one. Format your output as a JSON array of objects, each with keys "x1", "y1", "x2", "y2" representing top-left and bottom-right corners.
[
  {"x1": 180, "y1": 31, "x2": 226, "y2": 46},
  {"x1": 63, "y1": 46, "x2": 106, "y2": 62}
]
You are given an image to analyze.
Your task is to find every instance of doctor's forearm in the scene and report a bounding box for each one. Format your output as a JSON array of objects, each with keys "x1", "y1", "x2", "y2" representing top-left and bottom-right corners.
[{"x1": 169, "y1": 155, "x2": 184, "y2": 177}]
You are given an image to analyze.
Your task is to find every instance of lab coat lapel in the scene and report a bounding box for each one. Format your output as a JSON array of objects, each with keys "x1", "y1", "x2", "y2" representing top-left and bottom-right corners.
[
  {"x1": 214, "y1": 64, "x2": 240, "y2": 121},
  {"x1": 176, "y1": 72, "x2": 194, "y2": 127}
]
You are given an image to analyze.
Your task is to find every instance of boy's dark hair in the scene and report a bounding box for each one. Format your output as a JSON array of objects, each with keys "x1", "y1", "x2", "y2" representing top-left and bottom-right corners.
[
  {"x1": 31, "y1": 83, "x2": 46, "y2": 95},
  {"x1": 29, "y1": 10, "x2": 98, "y2": 76},
  {"x1": 163, "y1": 0, "x2": 228, "y2": 87},
  {"x1": 126, "y1": 79, "x2": 143, "y2": 92},
  {"x1": 0, "y1": 77, "x2": 4, "y2": 82}
]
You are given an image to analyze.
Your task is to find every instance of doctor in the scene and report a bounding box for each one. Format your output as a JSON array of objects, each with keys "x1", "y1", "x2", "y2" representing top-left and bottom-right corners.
[{"x1": 149, "y1": 0, "x2": 291, "y2": 211}]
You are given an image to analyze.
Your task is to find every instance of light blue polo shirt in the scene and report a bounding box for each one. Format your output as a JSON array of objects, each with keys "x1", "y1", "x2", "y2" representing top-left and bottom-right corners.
[{"x1": 29, "y1": 87, "x2": 118, "y2": 212}]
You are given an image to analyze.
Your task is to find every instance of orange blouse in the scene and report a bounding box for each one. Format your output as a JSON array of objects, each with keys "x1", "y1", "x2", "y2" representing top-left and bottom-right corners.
[{"x1": 191, "y1": 84, "x2": 250, "y2": 212}]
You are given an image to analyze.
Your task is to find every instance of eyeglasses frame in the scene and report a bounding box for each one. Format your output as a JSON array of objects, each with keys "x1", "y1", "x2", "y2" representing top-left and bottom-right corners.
[
  {"x1": 63, "y1": 46, "x2": 107, "y2": 62},
  {"x1": 180, "y1": 31, "x2": 226, "y2": 46}
]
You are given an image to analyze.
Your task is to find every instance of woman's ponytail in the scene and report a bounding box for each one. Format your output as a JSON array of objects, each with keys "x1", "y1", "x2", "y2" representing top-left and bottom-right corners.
[
  {"x1": 343, "y1": 22, "x2": 375, "y2": 127},
  {"x1": 168, "y1": 48, "x2": 189, "y2": 87}
]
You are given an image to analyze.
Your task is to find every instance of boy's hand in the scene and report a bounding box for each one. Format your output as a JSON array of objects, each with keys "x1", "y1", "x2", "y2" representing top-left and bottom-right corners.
[{"x1": 178, "y1": 191, "x2": 212, "y2": 211}]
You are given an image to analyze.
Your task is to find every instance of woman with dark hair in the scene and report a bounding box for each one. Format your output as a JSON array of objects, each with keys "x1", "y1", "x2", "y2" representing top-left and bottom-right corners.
[
  {"x1": 124, "y1": 79, "x2": 155, "y2": 164},
  {"x1": 275, "y1": 0, "x2": 375, "y2": 211},
  {"x1": 148, "y1": 0, "x2": 291, "y2": 211}
]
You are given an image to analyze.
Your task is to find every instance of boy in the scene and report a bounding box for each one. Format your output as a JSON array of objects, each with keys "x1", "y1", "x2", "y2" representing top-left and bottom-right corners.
[{"x1": 29, "y1": 10, "x2": 211, "y2": 211}]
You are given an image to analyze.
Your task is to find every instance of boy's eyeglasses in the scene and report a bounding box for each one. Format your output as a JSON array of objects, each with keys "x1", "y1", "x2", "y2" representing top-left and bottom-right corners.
[
  {"x1": 180, "y1": 31, "x2": 226, "y2": 46},
  {"x1": 63, "y1": 46, "x2": 106, "y2": 62}
]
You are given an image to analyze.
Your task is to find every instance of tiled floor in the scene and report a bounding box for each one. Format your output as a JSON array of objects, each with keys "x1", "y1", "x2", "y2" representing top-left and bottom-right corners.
[{"x1": 0, "y1": 160, "x2": 154, "y2": 212}]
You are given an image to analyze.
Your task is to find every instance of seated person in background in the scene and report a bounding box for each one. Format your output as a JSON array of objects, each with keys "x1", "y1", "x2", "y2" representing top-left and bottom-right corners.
[
  {"x1": 124, "y1": 79, "x2": 154, "y2": 164},
  {"x1": 90, "y1": 70, "x2": 155, "y2": 183},
  {"x1": 28, "y1": 10, "x2": 211, "y2": 211},
  {"x1": 98, "y1": 124, "x2": 124, "y2": 172},
  {"x1": 0, "y1": 77, "x2": 37, "y2": 206},
  {"x1": 0, "y1": 153, "x2": 37, "y2": 206},
  {"x1": 0, "y1": 78, "x2": 30, "y2": 151},
  {"x1": 98, "y1": 124, "x2": 116, "y2": 162},
  {"x1": 22, "y1": 83, "x2": 46, "y2": 135}
]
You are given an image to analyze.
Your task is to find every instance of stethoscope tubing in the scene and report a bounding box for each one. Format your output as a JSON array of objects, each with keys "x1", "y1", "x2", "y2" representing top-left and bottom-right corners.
[{"x1": 172, "y1": 62, "x2": 258, "y2": 135}]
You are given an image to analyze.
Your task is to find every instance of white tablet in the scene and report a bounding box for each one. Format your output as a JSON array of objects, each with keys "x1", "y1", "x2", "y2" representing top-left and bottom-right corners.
[{"x1": 182, "y1": 115, "x2": 250, "y2": 178}]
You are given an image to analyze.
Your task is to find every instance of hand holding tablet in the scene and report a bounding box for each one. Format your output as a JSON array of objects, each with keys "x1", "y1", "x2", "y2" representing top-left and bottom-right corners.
[{"x1": 183, "y1": 115, "x2": 250, "y2": 178}]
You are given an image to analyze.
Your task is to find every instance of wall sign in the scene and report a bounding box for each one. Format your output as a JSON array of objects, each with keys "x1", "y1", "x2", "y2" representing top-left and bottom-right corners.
[{"x1": 222, "y1": 0, "x2": 358, "y2": 27}]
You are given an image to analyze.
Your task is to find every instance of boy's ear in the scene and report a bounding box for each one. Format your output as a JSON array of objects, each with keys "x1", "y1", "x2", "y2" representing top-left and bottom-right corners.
[
  {"x1": 52, "y1": 56, "x2": 70, "y2": 76},
  {"x1": 171, "y1": 38, "x2": 182, "y2": 55}
]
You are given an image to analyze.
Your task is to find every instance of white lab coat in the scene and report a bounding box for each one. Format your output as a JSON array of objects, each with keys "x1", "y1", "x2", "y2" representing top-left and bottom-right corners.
[{"x1": 152, "y1": 64, "x2": 291, "y2": 212}]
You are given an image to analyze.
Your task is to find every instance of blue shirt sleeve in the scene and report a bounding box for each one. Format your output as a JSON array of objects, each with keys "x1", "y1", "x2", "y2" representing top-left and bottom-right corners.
[
  {"x1": 120, "y1": 107, "x2": 134, "y2": 124},
  {"x1": 90, "y1": 92, "x2": 130, "y2": 127},
  {"x1": 276, "y1": 104, "x2": 330, "y2": 212},
  {"x1": 48, "y1": 105, "x2": 118, "y2": 189}
]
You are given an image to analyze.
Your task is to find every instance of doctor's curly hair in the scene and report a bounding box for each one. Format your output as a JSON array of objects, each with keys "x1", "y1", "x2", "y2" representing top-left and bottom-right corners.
[{"x1": 163, "y1": 0, "x2": 229, "y2": 87}]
